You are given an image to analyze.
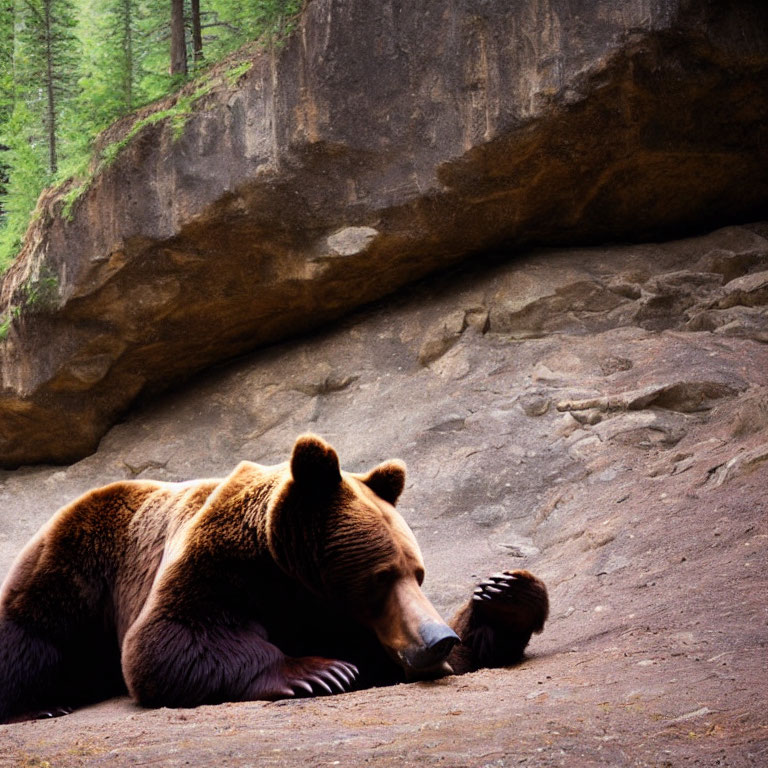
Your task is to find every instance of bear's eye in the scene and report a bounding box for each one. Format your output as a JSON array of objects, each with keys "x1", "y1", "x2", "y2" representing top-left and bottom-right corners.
[{"x1": 372, "y1": 568, "x2": 398, "y2": 588}]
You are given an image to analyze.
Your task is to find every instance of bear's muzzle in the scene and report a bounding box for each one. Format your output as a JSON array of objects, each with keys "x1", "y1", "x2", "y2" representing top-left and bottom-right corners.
[{"x1": 370, "y1": 577, "x2": 460, "y2": 679}]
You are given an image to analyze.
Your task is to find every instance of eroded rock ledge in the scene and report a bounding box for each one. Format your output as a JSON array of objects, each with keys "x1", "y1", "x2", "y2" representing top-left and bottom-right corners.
[{"x1": 1, "y1": 0, "x2": 767, "y2": 467}]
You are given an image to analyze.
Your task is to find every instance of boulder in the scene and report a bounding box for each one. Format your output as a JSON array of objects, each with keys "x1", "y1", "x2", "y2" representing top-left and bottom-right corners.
[{"x1": 1, "y1": 0, "x2": 767, "y2": 467}]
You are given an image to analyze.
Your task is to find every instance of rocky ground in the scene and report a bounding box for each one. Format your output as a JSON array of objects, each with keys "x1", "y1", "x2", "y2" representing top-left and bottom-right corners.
[{"x1": 1, "y1": 224, "x2": 767, "y2": 766}]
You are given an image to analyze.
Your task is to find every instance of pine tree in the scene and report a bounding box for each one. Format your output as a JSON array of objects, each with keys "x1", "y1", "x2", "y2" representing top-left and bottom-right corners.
[
  {"x1": 75, "y1": 0, "x2": 137, "y2": 141},
  {"x1": 0, "y1": 0, "x2": 79, "y2": 266},
  {"x1": 206, "y1": 0, "x2": 301, "y2": 57},
  {"x1": 13, "y1": 0, "x2": 79, "y2": 176},
  {"x1": 0, "y1": 2, "x2": 14, "y2": 215},
  {"x1": 132, "y1": 0, "x2": 174, "y2": 103}
]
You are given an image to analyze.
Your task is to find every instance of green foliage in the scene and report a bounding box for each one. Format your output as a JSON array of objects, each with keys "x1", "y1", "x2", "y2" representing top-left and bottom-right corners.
[
  {"x1": 225, "y1": 61, "x2": 253, "y2": 87},
  {"x1": 0, "y1": 102, "x2": 49, "y2": 271},
  {"x1": 14, "y1": 0, "x2": 80, "y2": 175},
  {"x1": 0, "y1": 265, "x2": 59, "y2": 341},
  {"x1": 78, "y1": 78, "x2": 215, "y2": 175},
  {"x1": 75, "y1": 0, "x2": 137, "y2": 140},
  {"x1": 0, "y1": 0, "x2": 304, "y2": 274},
  {"x1": 96, "y1": 83, "x2": 212, "y2": 167},
  {"x1": 21, "y1": 266, "x2": 59, "y2": 309},
  {"x1": 206, "y1": 0, "x2": 302, "y2": 57},
  {"x1": 0, "y1": 3, "x2": 13, "y2": 193},
  {"x1": 100, "y1": 109, "x2": 174, "y2": 168},
  {"x1": 1, "y1": 0, "x2": 80, "y2": 269},
  {"x1": 60, "y1": 179, "x2": 87, "y2": 221}
]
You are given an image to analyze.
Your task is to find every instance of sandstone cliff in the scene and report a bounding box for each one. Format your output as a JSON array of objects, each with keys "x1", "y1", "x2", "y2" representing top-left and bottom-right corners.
[{"x1": 0, "y1": 0, "x2": 767, "y2": 467}]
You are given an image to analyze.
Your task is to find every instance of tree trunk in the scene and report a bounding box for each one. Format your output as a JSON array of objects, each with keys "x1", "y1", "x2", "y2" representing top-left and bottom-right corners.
[
  {"x1": 42, "y1": 0, "x2": 57, "y2": 175},
  {"x1": 191, "y1": 0, "x2": 203, "y2": 66},
  {"x1": 170, "y1": 0, "x2": 187, "y2": 76}
]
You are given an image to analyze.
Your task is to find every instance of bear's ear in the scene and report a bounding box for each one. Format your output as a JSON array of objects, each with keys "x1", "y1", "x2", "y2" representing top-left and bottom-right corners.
[
  {"x1": 290, "y1": 434, "x2": 342, "y2": 490},
  {"x1": 361, "y1": 460, "x2": 406, "y2": 505}
]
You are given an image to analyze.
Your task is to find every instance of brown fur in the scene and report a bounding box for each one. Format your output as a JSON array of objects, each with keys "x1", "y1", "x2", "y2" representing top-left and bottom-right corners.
[{"x1": 0, "y1": 435, "x2": 548, "y2": 722}]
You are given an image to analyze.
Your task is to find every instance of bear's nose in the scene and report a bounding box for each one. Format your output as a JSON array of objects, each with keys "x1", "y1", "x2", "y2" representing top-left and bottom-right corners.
[
  {"x1": 421, "y1": 621, "x2": 460, "y2": 659},
  {"x1": 400, "y1": 621, "x2": 460, "y2": 673}
]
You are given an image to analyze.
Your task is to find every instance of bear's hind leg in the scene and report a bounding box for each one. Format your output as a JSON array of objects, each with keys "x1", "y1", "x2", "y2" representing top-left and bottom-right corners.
[
  {"x1": 0, "y1": 618, "x2": 66, "y2": 724},
  {"x1": 448, "y1": 570, "x2": 549, "y2": 674}
]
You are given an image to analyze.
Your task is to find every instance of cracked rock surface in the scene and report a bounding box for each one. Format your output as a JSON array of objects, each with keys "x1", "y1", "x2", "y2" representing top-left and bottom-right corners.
[{"x1": 1, "y1": 224, "x2": 767, "y2": 766}]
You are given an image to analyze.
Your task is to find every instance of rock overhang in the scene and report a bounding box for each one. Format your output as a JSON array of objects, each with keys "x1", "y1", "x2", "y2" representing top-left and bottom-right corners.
[{"x1": 0, "y1": 0, "x2": 767, "y2": 467}]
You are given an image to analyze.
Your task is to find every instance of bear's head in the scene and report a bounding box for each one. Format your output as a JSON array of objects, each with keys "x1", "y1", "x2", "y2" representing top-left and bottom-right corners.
[{"x1": 267, "y1": 434, "x2": 459, "y2": 678}]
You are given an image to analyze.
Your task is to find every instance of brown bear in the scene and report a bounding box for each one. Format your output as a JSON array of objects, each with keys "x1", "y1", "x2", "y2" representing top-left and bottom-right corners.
[{"x1": 0, "y1": 435, "x2": 548, "y2": 723}]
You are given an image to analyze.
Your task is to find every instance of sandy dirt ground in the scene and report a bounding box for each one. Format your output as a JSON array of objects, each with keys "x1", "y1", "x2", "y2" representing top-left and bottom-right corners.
[{"x1": 2, "y1": 465, "x2": 766, "y2": 768}]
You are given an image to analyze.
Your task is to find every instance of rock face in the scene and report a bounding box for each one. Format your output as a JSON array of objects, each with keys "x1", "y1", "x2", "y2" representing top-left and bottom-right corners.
[
  {"x1": 1, "y1": 0, "x2": 767, "y2": 467},
  {"x1": 1, "y1": 224, "x2": 767, "y2": 765}
]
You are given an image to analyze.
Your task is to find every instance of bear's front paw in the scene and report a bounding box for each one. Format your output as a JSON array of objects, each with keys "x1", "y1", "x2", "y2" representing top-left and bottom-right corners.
[
  {"x1": 459, "y1": 570, "x2": 549, "y2": 668},
  {"x1": 472, "y1": 570, "x2": 549, "y2": 634},
  {"x1": 283, "y1": 656, "x2": 359, "y2": 697}
]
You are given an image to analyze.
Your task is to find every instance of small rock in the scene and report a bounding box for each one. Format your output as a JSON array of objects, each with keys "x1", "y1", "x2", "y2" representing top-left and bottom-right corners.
[
  {"x1": 671, "y1": 707, "x2": 712, "y2": 723},
  {"x1": 714, "y1": 311, "x2": 768, "y2": 343},
  {"x1": 463, "y1": 307, "x2": 490, "y2": 332},
  {"x1": 568, "y1": 435, "x2": 604, "y2": 459},
  {"x1": 707, "y1": 442, "x2": 768, "y2": 487},
  {"x1": 519, "y1": 393, "x2": 550, "y2": 417},
  {"x1": 716, "y1": 270, "x2": 768, "y2": 308},
  {"x1": 730, "y1": 386, "x2": 768, "y2": 437},
  {"x1": 571, "y1": 409, "x2": 603, "y2": 425},
  {"x1": 555, "y1": 412, "x2": 582, "y2": 437},
  {"x1": 294, "y1": 373, "x2": 359, "y2": 397},
  {"x1": 599, "y1": 355, "x2": 634, "y2": 375},
  {"x1": 645, "y1": 270, "x2": 723, "y2": 296},
  {"x1": 532, "y1": 363, "x2": 566, "y2": 385},
  {"x1": 326, "y1": 226, "x2": 379, "y2": 257},
  {"x1": 418, "y1": 311, "x2": 467, "y2": 365},
  {"x1": 606, "y1": 277, "x2": 643, "y2": 300},
  {"x1": 470, "y1": 504, "x2": 507, "y2": 527},
  {"x1": 671, "y1": 456, "x2": 696, "y2": 475},
  {"x1": 498, "y1": 539, "x2": 540, "y2": 557}
]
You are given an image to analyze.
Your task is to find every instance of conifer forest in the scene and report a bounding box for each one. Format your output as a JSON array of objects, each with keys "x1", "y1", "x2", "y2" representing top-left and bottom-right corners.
[{"x1": 0, "y1": 0, "x2": 300, "y2": 271}]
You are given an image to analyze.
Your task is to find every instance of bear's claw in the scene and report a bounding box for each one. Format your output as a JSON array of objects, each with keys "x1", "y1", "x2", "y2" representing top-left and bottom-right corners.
[
  {"x1": 38, "y1": 707, "x2": 73, "y2": 719},
  {"x1": 285, "y1": 657, "x2": 359, "y2": 697},
  {"x1": 472, "y1": 570, "x2": 535, "y2": 603},
  {"x1": 468, "y1": 569, "x2": 549, "y2": 644}
]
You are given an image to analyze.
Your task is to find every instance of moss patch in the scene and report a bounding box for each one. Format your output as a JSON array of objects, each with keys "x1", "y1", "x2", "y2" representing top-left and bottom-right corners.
[{"x1": 225, "y1": 61, "x2": 253, "y2": 87}]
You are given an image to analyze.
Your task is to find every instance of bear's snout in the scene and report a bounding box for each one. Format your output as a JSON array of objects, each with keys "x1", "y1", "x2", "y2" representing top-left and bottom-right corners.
[
  {"x1": 400, "y1": 621, "x2": 460, "y2": 675},
  {"x1": 369, "y1": 576, "x2": 460, "y2": 679}
]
